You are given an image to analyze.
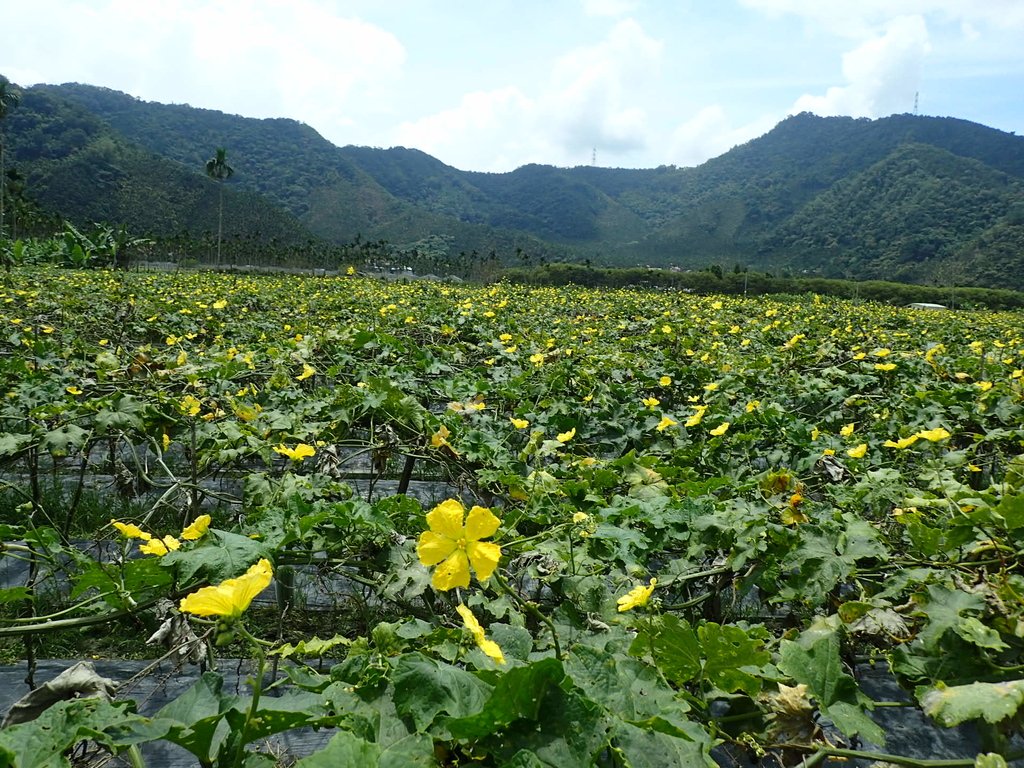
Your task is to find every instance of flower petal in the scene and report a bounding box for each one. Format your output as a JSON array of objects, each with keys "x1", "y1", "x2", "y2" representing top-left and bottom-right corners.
[
  {"x1": 467, "y1": 541, "x2": 502, "y2": 582},
  {"x1": 179, "y1": 584, "x2": 236, "y2": 616},
  {"x1": 417, "y1": 530, "x2": 459, "y2": 567},
  {"x1": 465, "y1": 505, "x2": 500, "y2": 542},
  {"x1": 432, "y1": 550, "x2": 470, "y2": 591},
  {"x1": 426, "y1": 499, "x2": 466, "y2": 539},
  {"x1": 181, "y1": 514, "x2": 212, "y2": 541}
]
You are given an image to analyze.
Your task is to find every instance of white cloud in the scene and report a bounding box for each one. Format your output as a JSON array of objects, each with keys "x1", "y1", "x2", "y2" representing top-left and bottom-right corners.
[
  {"x1": 0, "y1": 0, "x2": 405, "y2": 137},
  {"x1": 791, "y1": 15, "x2": 930, "y2": 118},
  {"x1": 740, "y1": 0, "x2": 1024, "y2": 35},
  {"x1": 393, "y1": 18, "x2": 662, "y2": 170},
  {"x1": 668, "y1": 106, "x2": 778, "y2": 167},
  {"x1": 581, "y1": 0, "x2": 640, "y2": 17},
  {"x1": 392, "y1": 87, "x2": 545, "y2": 171}
]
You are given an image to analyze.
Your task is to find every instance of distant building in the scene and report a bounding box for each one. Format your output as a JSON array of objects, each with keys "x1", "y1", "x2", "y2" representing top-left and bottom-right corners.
[{"x1": 906, "y1": 302, "x2": 948, "y2": 310}]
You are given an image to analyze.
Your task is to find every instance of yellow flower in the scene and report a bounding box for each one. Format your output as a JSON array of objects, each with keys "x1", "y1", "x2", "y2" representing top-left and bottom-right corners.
[
  {"x1": 456, "y1": 604, "x2": 506, "y2": 665},
  {"x1": 296, "y1": 363, "x2": 316, "y2": 381},
  {"x1": 179, "y1": 558, "x2": 274, "y2": 618},
  {"x1": 847, "y1": 443, "x2": 867, "y2": 459},
  {"x1": 510, "y1": 417, "x2": 530, "y2": 429},
  {"x1": 873, "y1": 348, "x2": 891, "y2": 357},
  {"x1": 181, "y1": 514, "x2": 212, "y2": 541},
  {"x1": 139, "y1": 535, "x2": 181, "y2": 557},
  {"x1": 874, "y1": 363, "x2": 896, "y2": 371},
  {"x1": 709, "y1": 422, "x2": 730, "y2": 436},
  {"x1": 347, "y1": 265, "x2": 356, "y2": 275},
  {"x1": 431, "y1": 425, "x2": 460, "y2": 455},
  {"x1": 840, "y1": 423, "x2": 855, "y2": 437},
  {"x1": 745, "y1": 400, "x2": 760, "y2": 413},
  {"x1": 572, "y1": 511, "x2": 590, "y2": 523},
  {"x1": 556, "y1": 428, "x2": 576, "y2": 443},
  {"x1": 617, "y1": 578, "x2": 657, "y2": 612},
  {"x1": 66, "y1": 385, "x2": 83, "y2": 395},
  {"x1": 273, "y1": 443, "x2": 316, "y2": 461},
  {"x1": 915, "y1": 427, "x2": 951, "y2": 442},
  {"x1": 181, "y1": 394, "x2": 202, "y2": 417},
  {"x1": 529, "y1": 353, "x2": 545, "y2": 365},
  {"x1": 656, "y1": 415, "x2": 678, "y2": 432},
  {"x1": 977, "y1": 381, "x2": 993, "y2": 392},
  {"x1": 417, "y1": 499, "x2": 502, "y2": 591},
  {"x1": 884, "y1": 435, "x2": 919, "y2": 449},
  {"x1": 810, "y1": 427, "x2": 820, "y2": 441},
  {"x1": 659, "y1": 376, "x2": 672, "y2": 386},
  {"x1": 212, "y1": 299, "x2": 228, "y2": 309},
  {"x1": 685, "y1": 405, "x2": 707, "y2": 427},
  {"x1": 642, "y1": 397, "x2": 660, "y2": 408},
  {"x1": 111, "y1": 519, "x2": 152, "y2": 541},
  {"x1": 162, "y1": 433, "x2": 171, "y2": 450}
]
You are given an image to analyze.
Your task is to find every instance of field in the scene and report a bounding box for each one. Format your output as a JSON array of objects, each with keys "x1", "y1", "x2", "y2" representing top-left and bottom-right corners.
[{"x1": 1, "y1": 266, "x2": 1023, "y2": 766}]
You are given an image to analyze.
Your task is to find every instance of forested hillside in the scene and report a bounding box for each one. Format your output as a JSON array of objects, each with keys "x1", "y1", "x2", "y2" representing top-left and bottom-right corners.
[{"x1": 4, "y1": 78, "x2": 1024, "y2": 288}]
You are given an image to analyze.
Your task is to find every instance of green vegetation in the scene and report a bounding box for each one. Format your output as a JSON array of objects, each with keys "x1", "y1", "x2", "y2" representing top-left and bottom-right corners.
[
  {"x1": 3, "y1": 78, "x2": 1023, "y2": 290},
  {"x1": 501, "y1": 262, "x2": 1024, "y2": 310},
  {"x1": 2, "y1": 267, "x2": 1024, "y2": 764}
]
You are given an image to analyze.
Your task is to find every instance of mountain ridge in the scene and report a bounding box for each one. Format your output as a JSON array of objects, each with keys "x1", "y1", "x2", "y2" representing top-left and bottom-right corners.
[{"x1": 4, "y1": 79, "x2": 1024, "y2": 288}]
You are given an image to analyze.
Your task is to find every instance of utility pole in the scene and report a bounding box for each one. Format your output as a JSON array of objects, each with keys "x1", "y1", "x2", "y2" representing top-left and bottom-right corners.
[
  {"x1": 914, "y1": 92, "x2": 919, "y2": 115},
  {"x1": 592, "y1": 147, "x2": 596, "y2": 166}
]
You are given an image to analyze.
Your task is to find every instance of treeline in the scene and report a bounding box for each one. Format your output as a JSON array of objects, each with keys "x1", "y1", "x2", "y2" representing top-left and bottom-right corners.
[{"x1": 500, "y1": 262, "x2": 1024, "y2": 310}]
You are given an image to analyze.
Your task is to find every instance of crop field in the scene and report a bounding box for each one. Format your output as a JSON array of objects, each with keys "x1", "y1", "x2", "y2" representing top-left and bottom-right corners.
[{"x1": 1, "y1": 266, "x2": 1023, "y2": 766}]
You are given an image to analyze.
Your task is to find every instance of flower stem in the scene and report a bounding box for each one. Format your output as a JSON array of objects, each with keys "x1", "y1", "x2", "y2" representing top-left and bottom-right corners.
[{"x1": 493, "y1": 571, "x2": 562, "y2": 660}]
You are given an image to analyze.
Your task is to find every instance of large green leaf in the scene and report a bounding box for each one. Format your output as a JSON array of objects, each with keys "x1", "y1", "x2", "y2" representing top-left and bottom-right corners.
[
  {"x1": 294, "y1": 730, "x2": 380, "y2": 767},
  {"x1": 628, "y1": 614, "x2": 701, "y2": 687},
  {"x1": 162, "y1": 529, "x2": 271, "y2": 583},
  {"x1": 919, "y1": 679, "x2": 1024, "y2": 726},
  {"x1": 778, "y1": 622, "x2": 885, "y2": 744},
  {"x1": 445, "y1": 658, "x2": 564, "y2": 740},
  {"x1": 610, "y1": 720, "x2": 715, "y2": 768},
  {"x1": 391, "y1": 653, "x2": 492, "y2": 732},
  {"x1": 0, "y1": 697, "x2": 162, "y2": 768},
  {"x1": 698, "y1": 622, "x2": 770, "y2": 696}
]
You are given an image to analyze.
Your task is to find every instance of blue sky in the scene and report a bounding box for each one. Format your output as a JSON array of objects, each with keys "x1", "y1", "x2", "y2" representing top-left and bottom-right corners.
[{"x1": 3, "y1": 1, "x2": 1022, "y2": 171}]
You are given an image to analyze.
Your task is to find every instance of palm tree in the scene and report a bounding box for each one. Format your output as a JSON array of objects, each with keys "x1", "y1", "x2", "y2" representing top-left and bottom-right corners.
[
  {"x1": 1, "y1": 76, "x2": 22, "y2": 253},
  {"x1": 205, "y1": 147, "x2": 234, "y2": 267}
]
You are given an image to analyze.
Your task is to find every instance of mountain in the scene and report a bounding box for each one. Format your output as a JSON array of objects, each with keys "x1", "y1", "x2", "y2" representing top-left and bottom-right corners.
[{"x1": 3, "y1": 79, "x2": 1024, "y2": 288}]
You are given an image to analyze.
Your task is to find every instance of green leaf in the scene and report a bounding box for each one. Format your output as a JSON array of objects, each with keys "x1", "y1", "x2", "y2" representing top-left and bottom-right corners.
[
  {"x1": 391, "y1": 653, "x2": 492, "y2": 732},
  {"x1": 778, "y1": 623, "x2": 885, "y2": 745},
  {"x1": 915, "y1": 584, "x2": 986, "y2": 650},
  {"x1": 294, "y1": 730, "x2": 380, "y2": 767},
  {"x1": 975, "y1": 754, "x2": 1009, "y2": 768},
  {"x1": 271, "y1": 635, "x2": 351, "y2": 660},
  {"x1": 0, "y1": 432, "x2": 32, "y2": 458},
  {"x1": 446, "y1": 658, "x2": 565, "y2": 740},
  {"x1": 698, "y1": 622, "x2": 770, "y2": 695},
  {"x1": 919, "y1": 680, "x2": 1024, "y2": 726},
  {"x1": 629, "y1": 614, "x2": 701, "y2": 687},
  {"x1": 568, "y1": 645, "x2": 690, "y2": 725},
  {"x1": 40, "y1": 424, "x2": 89, "y2": 455},
  {"x1": 610, "y1": 720, "x2": 715, "y2": 768},
  {"x1": 0, "y1": 697, "x2": 161, "y2": 768},
  {"x1": 155, "y1": 672, "x2": 238, "y2": 762},
  {"x1": 162, "y1": 529, "x2": 271, "y2": 583}
]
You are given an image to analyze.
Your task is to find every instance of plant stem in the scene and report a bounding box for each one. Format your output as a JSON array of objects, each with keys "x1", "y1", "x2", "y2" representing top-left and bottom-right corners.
[{"x1": 493, "y1": 571, "x2": 562, "y2": 660}]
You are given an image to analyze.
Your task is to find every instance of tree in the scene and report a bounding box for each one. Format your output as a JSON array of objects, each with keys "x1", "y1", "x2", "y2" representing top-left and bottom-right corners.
[
  {"x1": 0, "y1": 76, "x2": 22, "y2": 266},
  {"x1": 205, "y1": 147, "x2": 234, "y2": 266}
]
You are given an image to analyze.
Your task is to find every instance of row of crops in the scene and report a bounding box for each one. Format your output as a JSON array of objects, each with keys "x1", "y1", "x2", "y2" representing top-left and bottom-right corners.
[{"x1": 1, "y1": 266, "x2": 1023, "y2": 766}]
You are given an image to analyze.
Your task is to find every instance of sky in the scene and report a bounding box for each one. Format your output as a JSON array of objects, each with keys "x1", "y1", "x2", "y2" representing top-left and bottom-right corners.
[{"x1": 2, "y1": 1, "x2": 1023, "y2": 172}]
